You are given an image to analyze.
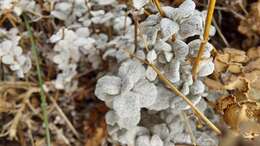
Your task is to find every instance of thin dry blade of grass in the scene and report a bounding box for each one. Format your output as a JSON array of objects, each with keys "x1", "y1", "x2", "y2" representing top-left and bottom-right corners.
[
  {"x1": 180, "y1": 111, "x2": 197, "y2": 146},
  {"x1": 152, "y1": 0, "x2": 165, "y2": 16},
  {"x1": 192, "y1": 0, "x2": 217, "y2": 79},
  {"x1": 49, "y1": 96, "x2": 80, "y2": 139},
  {"x1": 23, "y1": 15, "x2": 52, "y2": 146}
]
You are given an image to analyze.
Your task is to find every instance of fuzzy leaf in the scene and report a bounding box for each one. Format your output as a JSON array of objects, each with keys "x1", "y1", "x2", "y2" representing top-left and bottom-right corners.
[
  {"x1": 132, "y1": 79, "x2": 157, "y2": 107},
  {"x1": 160, "y1": 18, "x2": 179, "y2": 41},
  {"x1": 188, "y1": 39, "x2": 214, "y2": 58},
  {"x1": 190, "y1": 80, "x2": 205, "y2": 95},
  {"x1": 118, "y1": 60, "x2": 145, "y2": 85},
  {"x1": 147, "y1": 50, "x2": 157, "y2": 63},
  {"x1": 150, "y1": 135, "x2": 163, "y2": 146},
  {"x1": 117, "y1": 112, "x2": 141, "y2": 129},
  {"x1": 95, "y1": 75, "x2": 122, "y2": 101},
  {"x1": 151, "y1": 124, "x2": 170, "y2": 140},
  {"x1": 179, "y1": 14, "x2": 203, "y2": 39},
  {"x1": 154, "y1": 39, "x2": 172, "y2": 52},
  {"x1": 105, "y1": 110, "x2": 119, "y2": 126},
  {"x1": 133, "y1": 0, "x2": 149, "y2": 9},
  {"x1": 113, "y1": 92, "x2": 140, "y2": 118},
  {"x1": 171, "y1": 40, "x2": 189, "y2": 61},
  {"x1": 148, "y1": 87, "x2": 171, "y2": 110},
  {"x1": 198, "y1": 58, "x2": 215, "y2": 77},
  {"x1": 146, "y1": 66, "x2": 157, "y2": 81},
  {"x1": 165, "y1": 59, "x2": 181, "y2": 83}
]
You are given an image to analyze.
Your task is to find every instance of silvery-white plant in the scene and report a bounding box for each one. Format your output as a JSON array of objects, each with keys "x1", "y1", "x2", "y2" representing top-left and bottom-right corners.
[
  {"x1": 49, "y1": 1, "x2": 132, "y2": 92},
  {"x1": 50, "y1": 27, "x2": 95, "y2": 91},
  {"x1": 0, "y1": 28, "x2": 31, "y2": 78},
  {"x1": 95, "y1": 0, "x2": 218, "y2": 146},
  {"x1": 0, "y1": 0, "x2": 37, "y2": 16}
]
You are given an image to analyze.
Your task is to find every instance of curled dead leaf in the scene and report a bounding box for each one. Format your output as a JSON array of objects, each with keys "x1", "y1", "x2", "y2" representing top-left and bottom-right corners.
[
  {"x1": 204, "y1": 78, "x2": 225, "y2": 91},
  {"x1": 227, "y1": 63, "x2": 243, "y2": 74},
  {"x1": 216, "y1": 95, "x2": 260, "y2": 139},
  {"x1": 247, "y1": 47, "x2": 260, "y2": 61},
  {"x1": 244, "y1": 58, "x2": 260, "y2": 72},
  {"x1": 224, "y1": 77, "x2": 250, "y2": 93},
  {"x1": 224, "y1": 48, "x2": 247, "y2": 63},
  {"x1": 216, "y1": 95, "x2": 237, "y2": 114}
]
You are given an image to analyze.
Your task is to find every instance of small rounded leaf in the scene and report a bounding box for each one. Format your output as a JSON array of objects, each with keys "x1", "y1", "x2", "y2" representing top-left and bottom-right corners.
[
  {"x1": 154, "y1": 39, "x2": 172, "y2": 52},
  {"x1": 188, "y1": 39, "x2": 214, "y2": 58},
  {"x1": 118, "y1": 60, "x2": 146, "y2": 84},
  {"x1": 132, "y1": 79, "x2": 157, "y2": 108},
  {"x1": 148, "y1": 87, "x2": 171, "y2": 111},
  {"x1": 179, "y1": 15, "x2": 203, "y2": 39},
  {"x1": 147, "y1": 50, "x2": 157, "y2": 63},
  {"x1": 171, "y1": 40, "x2": 189, "y2": 61},
  {"x1": 133, "y1": 0, "x2": 149, "y2": 9},
  {"x1": 198, "y1": 58, "x2": 215, "y2": 77},
  {"x1": 113, "y1": 92, "x2": 140, "y2": 118},
  {"x1": 136, "y1": 135, "x2": 150, "y2": 146},
  {"x1": 160, "y1": 18, "x2": 179, "y2": 41},
  {"x1": 151, "y1": 124, "x2": 170, "y2": 140},
  {"x1": 190, "y1": 80, "x2": 205, "y2": 95},
  {"x1": 2, "y1": 55, "x2": 14, "y2": 65},
  {"x1": 95, "y1": 75, "x2": 121, "y2": 101},
  {"x1": 150, "y1": 135, "x2": 163, "y2": 146},
  {"x1": 105, "y1": 110, "x2": 119, "y2": 126},
  {"x1": 146, "y1": 66, "x2": 157, "y2": 81},
  {"x1": 117, "y1": 112, "x2": 141, "y2": 129}
]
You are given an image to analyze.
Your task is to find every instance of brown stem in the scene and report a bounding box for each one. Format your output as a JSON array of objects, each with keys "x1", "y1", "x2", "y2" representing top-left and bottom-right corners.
[
  {"x1": 152, "y1": 0, "x2": 165, "y2": 16},
  {"x1": 192, "y1": 0, "x2": 216, "y2": 80}
]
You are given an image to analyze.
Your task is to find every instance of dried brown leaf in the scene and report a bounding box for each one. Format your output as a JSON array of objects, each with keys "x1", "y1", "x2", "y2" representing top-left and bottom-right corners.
[
  {"x1": 216, "y1": 95, "x2": 260, "y2": 139},
  {"x1": 224, "y1": 48, "x2": 247, "y2": 63},
  {"x1": 224, "y1": 77, "x2": 250, "y2": 93},
  {"x1": 227, "y1": 63, "x2": 243, "y2": 74},
  {"x1": 204, "y1": 77, "x2": 225, "y2": 91},
  {"x1": 247, "y1": 47, "x2": 260, "y2": 61},
  {"x1": 244, "y1": 58, "x2": 260, "y2": 72}
]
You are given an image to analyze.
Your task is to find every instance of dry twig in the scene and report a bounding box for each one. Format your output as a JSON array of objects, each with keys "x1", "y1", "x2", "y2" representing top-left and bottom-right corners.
[{"x1": 192, "y1": 0, "x2": 216, "y2": 79}]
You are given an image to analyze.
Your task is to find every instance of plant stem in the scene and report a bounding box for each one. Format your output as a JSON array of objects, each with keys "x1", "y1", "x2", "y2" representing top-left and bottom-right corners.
[
  {"x1": 152, "y1": 0, "x2": 165, "y2": 16},
  {"x1": 180, "y1": 111, "x2": 197, "y2": 146},
  {"x1": 192, "y1": 0, "x2": 216, "y2": 79},
  {"x1": 23, "y1": 15, "x2": 52, "y2": 146}
]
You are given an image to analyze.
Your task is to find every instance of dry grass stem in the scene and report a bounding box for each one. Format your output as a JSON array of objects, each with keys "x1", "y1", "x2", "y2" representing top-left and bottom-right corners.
[
  {"x1": 180, "y1": 111, "x2": 197, "y2": 146},
  {"x1": 152, "y1": 0, "x2": 165, "y2": 16},
  {"x1": 49, "y1": 96, "x2": 80, "y2": 139},
  {"x1": 192, "y1": 0, "x2": 216, "y2": 79},
  {"x1": 212, "y1": 18, "x2": 230, "y2": 47}
]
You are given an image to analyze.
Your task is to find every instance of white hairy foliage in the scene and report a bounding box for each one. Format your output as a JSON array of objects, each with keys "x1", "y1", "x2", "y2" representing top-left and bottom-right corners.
[{"x1": 0, "y1": 28, "x2": 31, "y2": 78}]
